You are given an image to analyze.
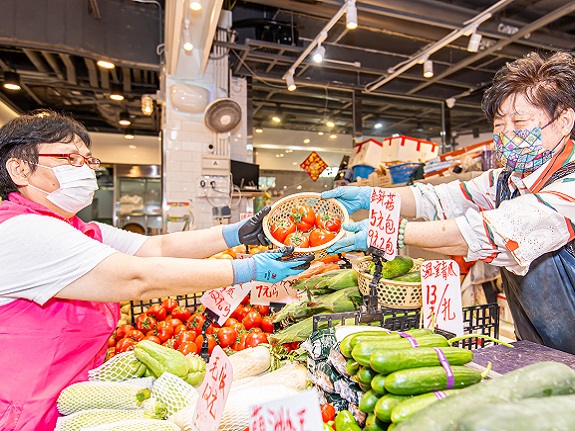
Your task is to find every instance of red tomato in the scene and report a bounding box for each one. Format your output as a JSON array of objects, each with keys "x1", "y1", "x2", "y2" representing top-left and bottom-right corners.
[
  {"x1": 146, "y1": 304, "x2": 167, "y2": 321},
  {"x1": 224, "y1": 317, "x2": 244, "y2": 332},
  {"x1": 207, "y1": 334, "x2": 217, "y2": 354},
  {"x1": 178, "y1": 341, "x2": 199, "y2": 356},
  {"x1": 315, "y1": 211, "x2": 342, "y2": 233},
  {"x1": 162, "y1": 338, "x2": 176, "y2": 349},
  {"x1": 171, "y1": 307, "x2": 191, "y2": 322},
  {"x1": 174, "y1": 324, "x2": 187, "y2": 336},
  {"x1": 161, "y1": 298, "x2": 179, "y2": 314},
  {"x1": 195, "y1": 334, "x2": 205, "y2": 348},
  {"x1": 105, "y1": 347, "x2": 116, "y2": 361},
  {"x1": 320, "y1": 404, "x2": 336, "y2": 423},
  {"x1": 241, "y1": 295, "x2": 251, "y2": 305},
  {"x1": 115, "y1": 338, "x2": 137, "y2": 353},
  {"x1": 309, "y1": 228, "x2": 336, "y2": 247},
  {"x1": 205, "y1": 323, "x2": 219, "y2": 335},
  {"x1": 232, "y1": 305, "x2": 252, "y2": 322},
  {"x1": 186, "y1": 313, "x2": 207, "y2": 336},
  {"x1": 135, "y1": 314, "x2": 157, "y2": 333},
  {"x1": 173, "y1": 330, "x2": 197, "y2": 349},
  {"x1": 290, "y1": 205, "x2": 316, "y2": 231},
  {"x1": 167, "y1": 318, "x2": 183, "y2": 329},
  {"x1": 107, "y1": 334, "x2": 117, "y2": 347},
  {"x1": 217, "y1": 326, "x2": 238, "y2": 348},
  {"x1": 115, "y1": 324, "x2": 135, "y2": 340},
  {"x1": 242, "y1": 310, "x2": 263, "y2": 330},
  {"x1": 143, "y1": 334, "x2": 161, "y2": 344},
  {"x1": 232, "y1": 332, "x2": 248, "y2": 351},
  {"x1": 270, "y1": 219, "x2": 296, "y2": 243},
  {"x1": 155, "y1": 321, "x2": 174, "y2": 343},
  {"x1": 254, "y1": 305, "x2": 270, "y2": 316},
  {"x1": 245, "y1": 331, "x2": 268, "y2": 348},
  {"x1": 125, "y1": 329, "x2": 145, "y2": 342},
  {"x1": 284, "y1": 231, "x2": 310, "y2": 248},
  {"x1": 261, "y1": 316, "x2": 274, "y2": 333}
]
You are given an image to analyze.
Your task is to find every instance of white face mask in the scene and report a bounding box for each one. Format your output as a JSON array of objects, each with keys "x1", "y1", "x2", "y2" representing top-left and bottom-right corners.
[{"x1": 28, "y1": 163, "x2": 98, "y2": 214}]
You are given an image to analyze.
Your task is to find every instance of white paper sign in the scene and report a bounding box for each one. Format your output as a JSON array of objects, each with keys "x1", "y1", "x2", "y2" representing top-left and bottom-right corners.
[
  {"x1": 421, "y1": 259, "x2": 464, "y2": 336},
  {"x1": 368, "y1": 187, "x2": 402, "y2": 260},
  {"x1": 194, "y1": 346, "x2": 233, "y2": 431},
  {"x1": 250, "y1": 276, "x2": 300, "y2": 305},
  {"x1": 249, "y1": 389, "x2": 323, "y2": 431},
  {"x1": 201, "y1": 283, "x2": 253, "y2": 326}
]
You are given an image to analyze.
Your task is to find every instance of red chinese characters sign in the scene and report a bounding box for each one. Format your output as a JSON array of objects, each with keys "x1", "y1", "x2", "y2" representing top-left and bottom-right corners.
[
  {"x1": 201, "y1": 282, "x2": 253, "y2": 326},
  {"x1": 250, "y1": 277, "x2": 299, "y2": 305},
  {"x1": 421, "y1": 260, "x2": 464, "y2": 336},
  {"x1": 368, "y1": 187, "x2": 401, "y2": 260},
  {"x1": 249, "y1": 390, "x2": 323, "y2": 431},
  {"x1": 300, "y1": 152, "x2": 328, "y2": 181}
]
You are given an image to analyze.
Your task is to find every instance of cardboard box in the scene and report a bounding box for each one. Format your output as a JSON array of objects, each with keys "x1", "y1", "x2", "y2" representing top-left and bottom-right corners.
[
  {"x1": 381, "y1": 135, "x2": 439, "y2": 163},
  {"x1": 349, "y1": 138, "x2": 383, "y2": 168}
]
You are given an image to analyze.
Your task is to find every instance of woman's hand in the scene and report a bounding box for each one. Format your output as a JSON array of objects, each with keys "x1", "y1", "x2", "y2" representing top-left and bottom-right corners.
[{"x1": 326, "y1": 219, "x2": 369, "y2": 254}]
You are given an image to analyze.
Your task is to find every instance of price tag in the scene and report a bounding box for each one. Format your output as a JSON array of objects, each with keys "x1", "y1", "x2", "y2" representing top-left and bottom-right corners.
[
  {"x1": 201, "y1": 283, "x2": 253, "y2": 326},
  {"x1": 250, "y1": 276, "x2": 299, "y2": 305},
  {"x1": 194, "y1": 346, "x2": 233, "y2": 431},
  {"x1": 368, "y1": 187, "x2": 402, "y2": 260},
  {"x1": 421, "y1": 260, "x2": 464, "y2": 336},
  {"x1": 249, "y1": 389, "x2": 323, "y2": 431}
]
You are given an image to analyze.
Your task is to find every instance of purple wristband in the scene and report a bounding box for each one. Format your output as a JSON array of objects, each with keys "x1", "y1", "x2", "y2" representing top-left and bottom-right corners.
[
  {"x1": 433, "y1": 347, "x2": 455, "y2": 390},
  {"x1": 399, "y1": 332, "x2": 419, "y2": 348}
]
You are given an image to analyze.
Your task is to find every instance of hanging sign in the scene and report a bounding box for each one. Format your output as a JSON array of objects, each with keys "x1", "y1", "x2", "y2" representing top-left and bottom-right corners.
[
  {"x1": 300, "y1": 151, "x2": 328, "y2": 181},
  {"x1": 201, "y1": 283, "x2": 253, "y2": 326},
  {"x1": 194, "y1": 346, "x2": 233, "y2": 431},
  {"x1": 249, "y1": 276, "x2": 300, "y2": 305},
  {"x1": 421, "y1": 259, "x2": 464, "y2": 336},
  {"x1": 367, "y1": 187, "x2": 402, "y2": 260}
]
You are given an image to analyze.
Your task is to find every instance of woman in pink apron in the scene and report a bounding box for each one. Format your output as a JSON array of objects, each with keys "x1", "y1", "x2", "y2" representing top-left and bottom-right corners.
[{"x1": 0, "y1": 110, "x2": 311, "y2": 430}]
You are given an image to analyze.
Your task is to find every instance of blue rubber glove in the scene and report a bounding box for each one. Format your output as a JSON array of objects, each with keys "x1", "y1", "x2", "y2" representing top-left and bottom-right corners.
[
  {"x1": 222, "y1": 206, "x2": 271, "y2": 247},
  {"x1": 231, "y1": 246, "x2": 314, "y2": 284},
  {"x1": 326, "y1": 219, "x2": 369, "y2": 254},
  {"x1": 321, "y1": 186, "x2": 372, "y2": 214}
]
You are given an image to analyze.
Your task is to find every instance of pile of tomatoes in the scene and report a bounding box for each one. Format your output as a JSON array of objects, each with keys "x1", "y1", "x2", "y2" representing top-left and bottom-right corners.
[
  {"x1": 270, "y1": 204, "x2": 342, "y2": 248},
  {"x1": 107, "y1": 296, "x2": 276, "y2": 360}
]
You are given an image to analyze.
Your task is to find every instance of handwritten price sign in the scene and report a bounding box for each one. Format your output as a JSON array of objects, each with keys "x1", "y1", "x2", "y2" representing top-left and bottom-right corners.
[
  {"x1": 250, "y1": 276, "x2": 299, "y2": 305},
  {"x1": 368, "y1": 187, "x2": 401, "y2": 260},
  {"x1": 201, "y1": 282, "x2": 253, "y2": 326},
  {"x1": 194, "y1": 346, "x2": 233, "y2": 431},
  {"x1": 421, "y1": 260, "x2": 463, "y2": 336},
  {"x1": 249, "y1": 390, "x2": 323, "y2": 431}
]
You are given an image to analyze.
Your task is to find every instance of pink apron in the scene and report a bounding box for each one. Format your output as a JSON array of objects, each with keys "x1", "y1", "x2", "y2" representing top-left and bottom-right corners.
[{"x1": 0, "y1": 193, "x2": 120, "y2": 431}]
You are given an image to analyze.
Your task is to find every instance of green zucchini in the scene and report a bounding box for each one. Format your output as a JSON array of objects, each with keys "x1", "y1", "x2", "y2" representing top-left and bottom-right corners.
[
  {"x1": 364, "y1": 413, "x2": 389, "y2": 431},
  {"x1": 370, "y1": 347, "x2": 473, "y2": 374},
  {"x1": 340, "y1": 329, "x2": 432, "y2": 358},
  {"x1": 352, "y1": 334, "x2": 450, "y2": 366},
  {"x1": 392, "y1": 271, "x2": 421, "y2": 282},
  {"x1": 390, "y1": 390, "x2": 457, "y2": 423},
  {"x1": 385, "y1": 365, "x2": 482, "y2": 395},
  {"x1": 374, "y1": 394, "x2": 412, "y2": 422},
  {"x1": 356, "y1": 366, "x2": 378, "y2": 385},
  {"x1": 393, "y1": 361, "x2": 575, "y2": 431},
  {"x1": 359, "y1": 389, "x2": 381, "y2": 414},
  {"x1": 457, "y1": 393, "x2": 575, "y2": 431},
  {"x1": 345, "y1": 359, "x2": 360, "y2": 376},
  {"x1": 371, "y1": 374, "x2": 387, "y2": 395}
]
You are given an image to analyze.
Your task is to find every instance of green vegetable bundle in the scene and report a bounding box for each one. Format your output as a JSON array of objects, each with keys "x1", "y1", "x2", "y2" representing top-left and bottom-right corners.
[{"x1": 293, "y1": 269, "x2": 358, "y2": 295}]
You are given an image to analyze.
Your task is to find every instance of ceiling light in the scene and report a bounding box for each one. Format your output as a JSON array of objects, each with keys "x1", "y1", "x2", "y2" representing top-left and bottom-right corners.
[
  {"x1": 141, "y1": 95, "x2": 154, "y2": 115},
  {"x1": 182, "y1": 23, "x2": 194, "y2": 52},
  {"x1": 189, "y1": 1, "x2": 202, "y2": 10},
  {"x1": 326, "y1": 119, "x2": 335, "y2": 128},
  {"x1": 118, "y1": 112, "x2": 131, "y2": 126},
  {"x1": 330, "y1": 134, "x2": 337, "y2": 140},
  {"x1": 272, "y1": 115, "x2": 281, "y2": 123},
  {"x1": 124, "y1": 129, "x2": 135, "y2": 140},
  {"x1": 3, "y1": 72, "x2": 21, "y2": 91},
  {"x1": 318, "y1": 132, "x2": 324, "y2": 136},
  {"x1": 255, "y1": 127, "x2": 263, "y2": 134},
  {"x1": 446, "y1": 97, "x2": 456, "y2": 109},
  {"x1": 96, "y1": 60, "x2": 115, "y2": 70},
  {"x1": 374, "y1": 120, "x2": 383, "y2": 129},
  {"x1": 286, "y1": 70, "x2": 296, "y2": 91},
  {"x1": 423, "y1": 59, "x2": 434, "y2": 78},
  {"x1": 346, "y1": 0, "x2": 358, "y2": 30},
  {"x1": 304, "y1": 138, "x2": 310, "y2": 144},
  {"x1": 467, "y1": 32, "x2": 482, "y2": 53},
  {"x1": 109, "y1": 83, "x2": 124, "y2": 101},
  {"x1": 313, "y1": 44, "x2": 326, "y2": 63}
]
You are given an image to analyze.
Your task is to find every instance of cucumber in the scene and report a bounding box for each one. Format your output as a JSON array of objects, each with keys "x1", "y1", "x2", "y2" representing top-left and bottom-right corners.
[
  {"x1": 359, "y1": 389, "x2": 381, "y2": 413},
  {"x1": 356, "y1": 366, "x2": 378, "y2": 385},
  {"x1": 370, "y1": 347, "x2": 473, "y2": 374},
  {"x1": 457, "y1": 393, "x2": 575, "y2": 431},
  {"x1": 371, "y1": 374, "x2": 387, "y2": 395},
  {"x1": 358, "y1": 381, "x2": 372, "y2": 392},
  {"x1": 346, "y1": 359, "x2": 360, "y2": 376},
  {"x1": 385, "y1": 365, "x2": 482, "y2": 395},
  {"x1": 341, "y1": 329, "x2": 432, "y2": 358},
  {"x1": 390, "y1": 390, "x2": 457, "y2": 423},
  {"x1": 375, "y1": 394, "x2": 411, "y2": 422},
  {"x1": 392, "y1": 271, "x2": 421, "y2": 282},
  {"x1": 394, "y1": 361, "x2": 575, "y2": 431},
  {"x1": 352, "y1": 334, "x2": 450, "y2": 366},
  {"x1": 365, "y1": 413, "x2": 389, "y2": 431}
]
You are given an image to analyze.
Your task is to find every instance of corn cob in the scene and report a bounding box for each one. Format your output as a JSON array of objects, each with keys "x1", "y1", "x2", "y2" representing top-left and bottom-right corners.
[
  {"x1": 57, "y1": 381, "x2": 151, "y2": 415},
  {"x1": 88, "y1": 351, "x2": 147, "y2": 382},
  {"x1": 54, "y1": 409, "x2": 147, "y2": 431},
  {"x1": 81, "y1": 419, "x2": 181, "y2": 431}
]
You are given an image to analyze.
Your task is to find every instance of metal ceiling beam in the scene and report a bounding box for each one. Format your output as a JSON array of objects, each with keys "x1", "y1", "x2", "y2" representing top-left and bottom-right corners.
[{"x1": 59, "y1": 54, "x2": 77, "y2": 86}]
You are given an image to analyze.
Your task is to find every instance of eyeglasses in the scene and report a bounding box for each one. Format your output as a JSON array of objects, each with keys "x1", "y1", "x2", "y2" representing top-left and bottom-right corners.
[{"x1": 37, "y1": 153, "x2": 101, "y2": 170}]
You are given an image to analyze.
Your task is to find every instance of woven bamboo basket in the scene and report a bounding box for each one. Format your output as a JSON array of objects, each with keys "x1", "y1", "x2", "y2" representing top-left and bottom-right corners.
[
  {"x1": 352, "y1": 255, "x2": 423, "y2": 309},
  {"x1": 262, "y1": 192, "x2": 349, "y2": 259}
]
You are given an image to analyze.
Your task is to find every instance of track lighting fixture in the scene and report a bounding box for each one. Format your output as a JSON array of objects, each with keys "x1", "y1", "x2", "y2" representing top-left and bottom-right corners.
[
  {"x1": 423, "y1": 59, "x2": 434, "y2": 78},
  {"x1": 124, "y1": 129, "x2": 135, "y2": 140},
  {"x1": 141, "y1": 95, "x2": 155, "y2": 115},
  {"x1": 272, "y1": 106, "x2": 282, "y2": 124},
  {"x1": 467, "y1": 32, "x2": 482, "y2": 53},
  {"x1": 189, "y1": 1, "x2": 202, "y2": 10},
  {"x1": 182, "y1": 19, "x2": 193, "y2": 52},
  {"x1": 313, "y1": 44, "x2": 326, "y2": 63},
  {"x1": 96, "y1": 60, "x2": 115, "y2": 70},
  {"x1": 346, "y1": 0, "x2": 358, "y2": 30},
  {"x1": 326, "y1": 119, "x2": 335, "y2": 128},
  {"x1": 374, "y1": 120, "x2": 383, "y2": 129},
  {"x1": 109, "y1": 83, "x2": 125, "y2": 101},
  {"x1": 118, "y1": 112, "x2": 131, "y2": 126},
  {"x1": 286, "y1": 69, "x2": 296, "y2": 91},
  {"x1": 3, "y1": 71, "x2": 21, "y2": 91}
]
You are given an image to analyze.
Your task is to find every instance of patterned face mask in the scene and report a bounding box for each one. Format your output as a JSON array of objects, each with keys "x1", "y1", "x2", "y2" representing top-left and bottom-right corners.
[{"x1": 493, "y1": 119, "x2": 556, "y2": 174}]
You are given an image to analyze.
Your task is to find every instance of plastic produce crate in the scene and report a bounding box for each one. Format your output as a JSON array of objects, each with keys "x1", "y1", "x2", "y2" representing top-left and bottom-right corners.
[
  {"x1": 313, "y1": 303, "x2": 500, "y2": 351},
  {"x1": 387, "y1": 162, "x2": 423, "y2": 184}
]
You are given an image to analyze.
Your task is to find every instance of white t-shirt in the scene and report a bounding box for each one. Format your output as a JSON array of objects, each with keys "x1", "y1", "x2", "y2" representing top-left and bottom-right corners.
[{"x1": 0, "y1": 214, "x2": 148, "y2": 306}]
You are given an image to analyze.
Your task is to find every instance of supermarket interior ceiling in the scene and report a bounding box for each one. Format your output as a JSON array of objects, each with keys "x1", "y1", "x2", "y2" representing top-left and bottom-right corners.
[{"x1": 1, "y1": 0, "x2": 575, "y2": 143}]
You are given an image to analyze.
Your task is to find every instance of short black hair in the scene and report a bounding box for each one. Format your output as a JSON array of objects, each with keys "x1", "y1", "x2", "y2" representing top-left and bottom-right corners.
[{"x1": 0, "y1": 109, "x2": 91, "y2": 199}]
